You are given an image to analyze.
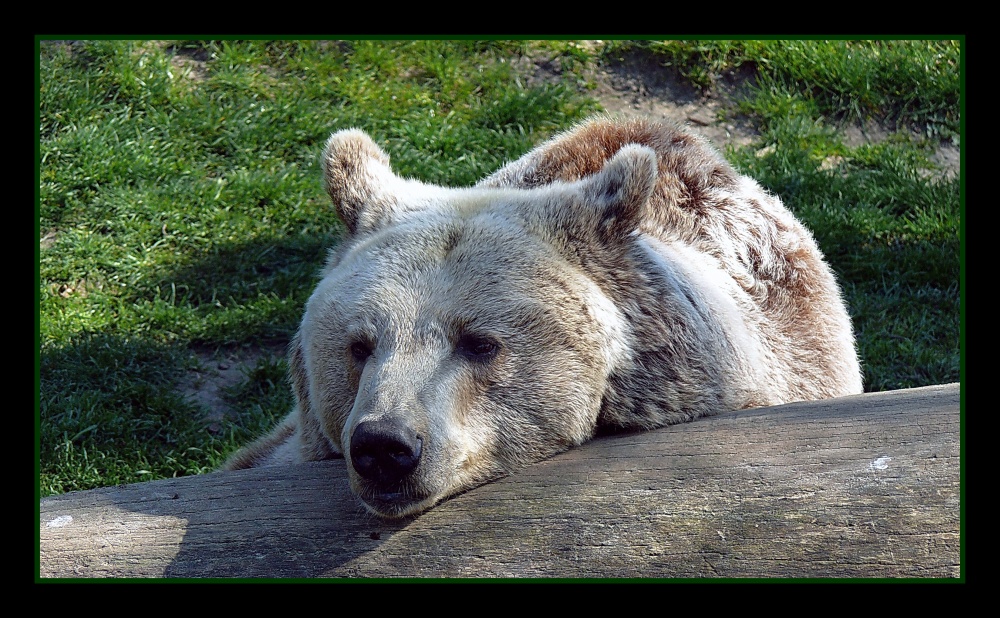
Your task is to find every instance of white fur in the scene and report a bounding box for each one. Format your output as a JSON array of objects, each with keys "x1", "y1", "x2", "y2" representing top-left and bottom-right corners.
[{"x1": 224, "y1": 117, "x2": 863, "y2": 520}]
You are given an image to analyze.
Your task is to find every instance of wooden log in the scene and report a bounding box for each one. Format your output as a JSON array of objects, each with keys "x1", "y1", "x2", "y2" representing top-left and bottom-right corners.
[{"x1": 39, "y1": 383, "x2": 961, "y2": 579}]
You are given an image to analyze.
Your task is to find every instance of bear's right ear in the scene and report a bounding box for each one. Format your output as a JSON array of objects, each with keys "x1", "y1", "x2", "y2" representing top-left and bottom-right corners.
[
  {"x1": 322, "y1": 129, "x2": 400, "y2": 235},
  {"x1": 580, "y1": 143, "x2": 658, "y2": 243},
  {"x1": 537, "y1": 143, "x2": 657, "y2": 247}
]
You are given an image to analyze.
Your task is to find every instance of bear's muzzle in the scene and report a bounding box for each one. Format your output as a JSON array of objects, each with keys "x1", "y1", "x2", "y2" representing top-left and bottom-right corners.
[{"x1": 349, "y1": 417, "x2": 423, "y2": 483}]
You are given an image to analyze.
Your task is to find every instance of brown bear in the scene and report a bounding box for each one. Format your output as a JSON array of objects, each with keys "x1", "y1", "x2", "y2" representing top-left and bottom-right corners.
[{"x1": 223, "y1": 115, "x2": 863, "y2": 519}]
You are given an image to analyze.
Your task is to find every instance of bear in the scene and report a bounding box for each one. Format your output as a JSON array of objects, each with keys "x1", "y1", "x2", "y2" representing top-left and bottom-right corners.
[{"x1": 222, "y1": 115, "x2": 863, "y2": 519}]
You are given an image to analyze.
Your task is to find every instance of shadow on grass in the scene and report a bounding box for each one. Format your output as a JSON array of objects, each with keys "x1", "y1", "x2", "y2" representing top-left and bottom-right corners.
[
  {"x1": 39, "y1": 332, "x2": 218, "y2": 496},
  {"x1": 144, "y1": 233, "x2": 341, "y2": 345},
  {"x1": 40, "y1": 231, "x2": 342, "y2": 495}
]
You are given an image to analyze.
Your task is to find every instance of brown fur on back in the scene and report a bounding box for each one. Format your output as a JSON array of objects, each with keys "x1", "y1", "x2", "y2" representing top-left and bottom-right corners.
[{"x1": 480, "y1": 116, "x2": 862, "y2": 418}]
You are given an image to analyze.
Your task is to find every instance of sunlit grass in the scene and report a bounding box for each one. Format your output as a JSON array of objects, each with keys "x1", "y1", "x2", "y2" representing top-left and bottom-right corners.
[{"x1": 38, "y1": 38, "x2": 961, "y2": 495}]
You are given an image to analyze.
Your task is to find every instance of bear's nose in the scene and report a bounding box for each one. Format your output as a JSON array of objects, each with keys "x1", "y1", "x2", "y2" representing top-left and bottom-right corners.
[{"x1": 350, "y1": 419, "x2": 423, "y2": 483}]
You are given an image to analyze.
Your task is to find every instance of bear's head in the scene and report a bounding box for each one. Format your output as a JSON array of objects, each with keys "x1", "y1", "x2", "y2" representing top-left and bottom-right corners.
[{"x1": 293, "y1": 129, "x2": 658, "y2": 518}]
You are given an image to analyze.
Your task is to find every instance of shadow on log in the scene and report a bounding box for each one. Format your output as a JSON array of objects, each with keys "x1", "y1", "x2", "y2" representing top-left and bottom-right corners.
[{"x1": 39, "y1": 383, "x2": 961, "y2": 579}]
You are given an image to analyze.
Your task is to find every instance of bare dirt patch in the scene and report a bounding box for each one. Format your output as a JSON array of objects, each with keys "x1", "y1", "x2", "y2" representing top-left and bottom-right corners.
[
  {"x1": 585, "y1": 50, "x2": 761, "y2": 151},
  {"x1": 521, "y1": 45, "x2": 759, "y2": 150},
  {"x1": 179, "y1": 343, "x2": 289, "y2": 428},
  {"x1": 40, "y1": 230, "x2": 58, "y2": 250},
  {"x1": 523, "y1": 44, "x2": 959, "y2": 180},
  {"x1": 167, "y1": 45, "x2": 211, "y2": 83},
  {"x1": 929, "y1": 145, "x2": 960, "y2": 180}
]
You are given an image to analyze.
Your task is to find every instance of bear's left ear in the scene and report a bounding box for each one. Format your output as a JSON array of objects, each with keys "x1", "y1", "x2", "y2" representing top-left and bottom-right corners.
[
  {"x1": 579, "y1": 144, "x2": 658, "y2": 242},
  {"x1": 322, "y1": 129, "x2": 402, "y2": 235}
]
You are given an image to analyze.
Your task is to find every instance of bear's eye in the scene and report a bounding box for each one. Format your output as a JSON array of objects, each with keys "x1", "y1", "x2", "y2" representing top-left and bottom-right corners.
[
  {"x1": 456, "y1": 334, "x2": 500, "y2": 363},
  {"x1": 349, "y1": 341, "x2": 373, "y2": 363}
]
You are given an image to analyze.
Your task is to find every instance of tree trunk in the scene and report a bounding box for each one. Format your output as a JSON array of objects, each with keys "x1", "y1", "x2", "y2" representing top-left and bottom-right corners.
[{"x1": 39, "y1": 383, "x2": 961, "y2": 579}]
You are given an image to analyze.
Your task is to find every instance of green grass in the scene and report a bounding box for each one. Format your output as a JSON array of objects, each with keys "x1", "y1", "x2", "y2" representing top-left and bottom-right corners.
[
  {"x1": 628, "y1": 40, "x2": 960, "y2": 139},
  {"x1": 38, "y1": 38, "x2": 961, "y2": 495}
]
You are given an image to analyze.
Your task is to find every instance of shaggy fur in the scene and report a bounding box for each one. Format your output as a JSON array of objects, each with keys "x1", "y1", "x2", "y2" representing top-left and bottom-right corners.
[{"x1": 223, "y1": 116, "x2": 863, "y2": 519}]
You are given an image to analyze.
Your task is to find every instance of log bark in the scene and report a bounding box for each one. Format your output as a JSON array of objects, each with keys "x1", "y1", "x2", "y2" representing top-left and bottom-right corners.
[{"x1": 39, "y1": 383, "x2": 961, "y2": 579}]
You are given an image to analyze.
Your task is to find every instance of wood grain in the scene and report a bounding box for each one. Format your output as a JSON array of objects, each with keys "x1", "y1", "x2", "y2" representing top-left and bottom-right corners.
[{"x1": 39, "y1": 383, "x2": 961, "y2": 579}]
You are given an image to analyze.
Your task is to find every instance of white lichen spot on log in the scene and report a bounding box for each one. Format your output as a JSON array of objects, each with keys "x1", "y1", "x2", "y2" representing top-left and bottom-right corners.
[
  {"x1": 868, "y1": 456, "x2": 892, "y2": 471},
  {"x1": 45, "y1": 515, "x2": 73, "y2": 528}
]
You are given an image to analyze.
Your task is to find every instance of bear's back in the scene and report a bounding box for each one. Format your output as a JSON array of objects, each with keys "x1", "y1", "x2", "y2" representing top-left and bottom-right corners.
[{"x1": 480, "y1": 116, "x2": 863, "y2": 404}]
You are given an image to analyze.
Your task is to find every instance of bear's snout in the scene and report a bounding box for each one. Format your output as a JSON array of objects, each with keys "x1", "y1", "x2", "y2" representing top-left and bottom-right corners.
[{"x1": 349, "y1": 418, "x2": 423, "y2": 484}]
